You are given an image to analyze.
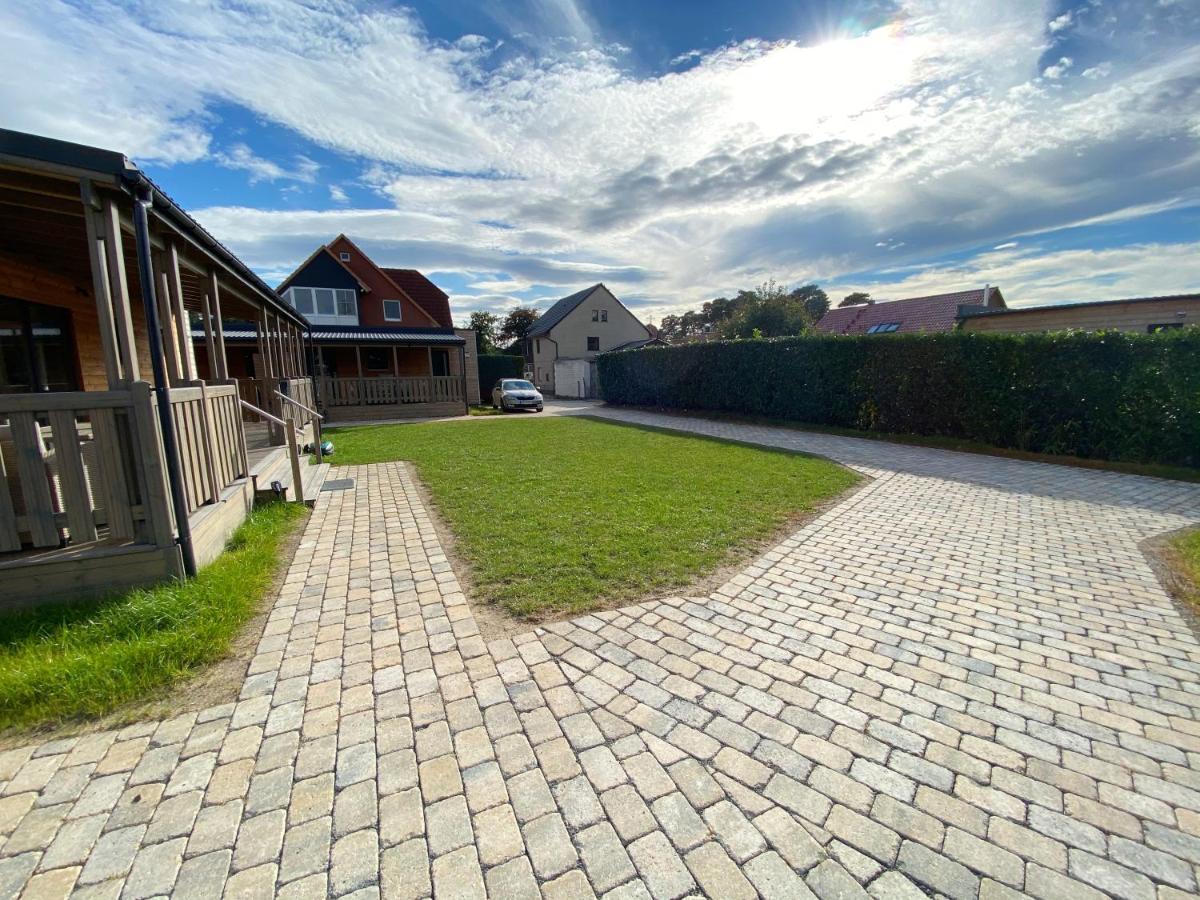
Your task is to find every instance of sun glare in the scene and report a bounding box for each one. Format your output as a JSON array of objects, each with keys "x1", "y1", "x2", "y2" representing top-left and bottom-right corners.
[{"x1": 727, "y1": 24, "x2": 921, "y2": 137}]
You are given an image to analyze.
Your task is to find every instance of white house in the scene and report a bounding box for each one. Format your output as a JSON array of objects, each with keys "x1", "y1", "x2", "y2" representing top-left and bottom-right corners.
[{"x1": 523, "y1": 284, "x2": 654, "y2": 397}]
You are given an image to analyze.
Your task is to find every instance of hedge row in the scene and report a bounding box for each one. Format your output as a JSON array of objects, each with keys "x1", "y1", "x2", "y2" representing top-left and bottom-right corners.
[
  {"x1": 477, "y1": 354, "x2": 526, "y2": 403},
  {"x1": 597, "y1": 330, "x2": 1200, "y2": 467}
]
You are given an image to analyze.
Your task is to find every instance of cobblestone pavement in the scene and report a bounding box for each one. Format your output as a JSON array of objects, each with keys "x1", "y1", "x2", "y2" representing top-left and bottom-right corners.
[{"x1": 3, "y1": 410, "x2": 1200, "y2": 899}]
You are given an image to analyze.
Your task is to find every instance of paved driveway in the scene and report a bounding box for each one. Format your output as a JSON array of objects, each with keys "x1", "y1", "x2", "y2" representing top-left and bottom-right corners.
[{"x1": 2, "y1": 410, "x2": 1199, "y2": 899}]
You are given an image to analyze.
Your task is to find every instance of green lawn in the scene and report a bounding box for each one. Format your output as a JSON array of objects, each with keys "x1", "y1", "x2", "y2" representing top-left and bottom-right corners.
[
  {"x1": 0, "y1": 502, "x2": 307, "y2": 730},
  {"x1": 326, "y1": 417, "x2": 856, "y2": 618},
  {"x1": 1170, "y1": 528, "x2": 1200, "y2": 613}
]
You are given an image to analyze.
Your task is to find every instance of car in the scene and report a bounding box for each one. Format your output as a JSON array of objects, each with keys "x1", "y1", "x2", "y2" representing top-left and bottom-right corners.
[{"x1": 492, "y1": 378, "x2": 544, "y2": 412}]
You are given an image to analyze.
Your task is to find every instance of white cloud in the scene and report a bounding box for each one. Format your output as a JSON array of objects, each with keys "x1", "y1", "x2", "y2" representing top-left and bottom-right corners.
[
  {"x1": 829, "y1": 240, "x2": 1200, "y2": 308},
  {"x1": 3, "y1": 0, "x2": 1198, "y2": 317},
  {"x1": 1042, "y1": 56, "x2": 1074, "y2": 79},
  {"x1": 1048, "y1": 11, "x2": 1073, "y2": 32},
  {"x1": 216, "y1": 144, "x2": 320, "y2": 184},
  {"x1": 993, "y1": 242, "x2": 1018, "y2": 250}
]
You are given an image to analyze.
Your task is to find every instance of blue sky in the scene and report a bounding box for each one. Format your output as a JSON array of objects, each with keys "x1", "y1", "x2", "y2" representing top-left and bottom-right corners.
[{"x1": 4, "y1": 0, "x2": 1199, "y2": 323}]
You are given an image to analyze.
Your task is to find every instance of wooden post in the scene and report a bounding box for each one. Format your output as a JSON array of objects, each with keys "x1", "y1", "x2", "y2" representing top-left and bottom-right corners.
[
  {"x1": 208, "y1": 271, "x2": 230, "y2": 380},
  {"x1": 101, "y1": 195, "x2": 140, "y2": 381},
  {"x1": 355, "y1": 346, "x2": 363, "y2": 378},
  {"x1": 80, "y1": 181, "x2": 123, "y2": 388},
  {"x1": 155, "y1": 261, "x2": 182, "y2": 386},
  {"x1": 130, "y1": 380, "x2": 177, "y2": 548},
  {"x1": 166, "y1": 243, "x2": 197, "y2": 382},
  {"x1": 200, "y1": 289, "x2": 217, "y2": 383},
  {"x1": 287, "y1": 426, "x2": 304, "y2": 503}
]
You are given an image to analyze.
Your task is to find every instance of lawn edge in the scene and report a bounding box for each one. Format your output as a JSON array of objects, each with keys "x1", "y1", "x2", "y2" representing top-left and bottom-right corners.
[
  {"x1": 0, "y1": 502, "x2": 310, "y2": 748},
  {"x1": 607, "y1": 405, "x2": 1200, "y2": 483}
]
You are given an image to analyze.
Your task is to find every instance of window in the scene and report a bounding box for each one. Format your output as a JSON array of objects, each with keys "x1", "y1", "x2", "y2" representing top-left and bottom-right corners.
[
  {"x1": 382, "y1": 299, "x2": 403, "y2": 321},
  {"x1": 289, "y1": 287, "x2": 315, "y2": 316},
  {"x1": 866, "y1": 322, "x2": 901, "y2": 334},
  {"x1": 591, "y1": 309, "x2": 599, "y2": 321},
  {"x1": 365, "y1": 348, "x2": 390, "y2": 370},
  {"x1": 288, "y1": 287, "x2": 357, "y2": 324},
  {"x1": 601, "y1": 309, "x2": 608, "y2": 322},
  {"x1": 535, "y1": 339, "x2": 541, "y2": 354},
  {"x1": 587, "y1": 336, "x2": 600, "y2": 351},
  {"x1": 1148, "y1": 323, "x2": 1183, "y2": 333},
  {"x1": 339, "y1": 251, "x2": 351, "y2": 261},
  {"x1": 0, "y1": 298, "x2": 79, "y2": 392}
]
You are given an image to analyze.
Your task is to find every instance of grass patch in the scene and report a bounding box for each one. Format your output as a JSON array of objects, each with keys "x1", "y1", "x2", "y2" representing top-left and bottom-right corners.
[
  {"x1": 1166, "y1": 528, "x2": 1200, "y2": 615},
  {"x1": 468, "y1": 405, "x2": 502, "y2": 416},
  {"x1": 326, "y1": 417, "x2": 856, "y2": 619},
  {"x1": 0, "y1": 502, "x2": 307, "y2": 730},
  {"x1": 631, "y1": 408, "x2": 1200, "y2": 484}
]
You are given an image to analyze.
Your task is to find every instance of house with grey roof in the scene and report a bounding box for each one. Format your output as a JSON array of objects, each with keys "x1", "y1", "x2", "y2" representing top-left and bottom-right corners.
[{"x1": 524, "y1": 284, "x2": 651, "y2": 397}]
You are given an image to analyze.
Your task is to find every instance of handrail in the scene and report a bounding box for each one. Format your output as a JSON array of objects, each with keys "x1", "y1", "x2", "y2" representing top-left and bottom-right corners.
[
  {"x1": 274, "y1": 389, "x2": 323, "y2": 421},
  {"x1": 239, "y1": 398, "x2": 300, "y2": 434}
]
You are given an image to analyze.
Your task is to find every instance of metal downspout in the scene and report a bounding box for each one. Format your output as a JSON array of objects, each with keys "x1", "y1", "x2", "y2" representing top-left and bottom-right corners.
[
  {"x1": 459, "y1": 343, "x2": 469, "y2": 413},
  {"x1": 131, "y1": 185, "x2": 197, "y2": 577}
]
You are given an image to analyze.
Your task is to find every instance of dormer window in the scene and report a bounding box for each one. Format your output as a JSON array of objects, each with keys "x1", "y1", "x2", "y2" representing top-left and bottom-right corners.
[
  {"x1": 382, "y1": 300, "x2": 403, "y2": 321},
  {"x1": 339, "y1": 251, "x2": 351, "y2": 261},
  {"x1": 284, "y1": 286, "x2": 357, "y2": 324}
]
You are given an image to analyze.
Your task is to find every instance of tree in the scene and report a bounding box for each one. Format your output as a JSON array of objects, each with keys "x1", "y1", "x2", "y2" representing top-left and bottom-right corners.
[
  {"x1": 721, "y1": 280, "x2": 813, "y2": 339},
  {"x1": 839, "y1": 292, "x2": 872, "y2": 308},
  {"x1": 499, "y1": 307, "x2": 541, "y2": 345},
  {"x1": 790, "y1": 284, "x2": 829, "y2": 321},
  {"x1": 466, "y1": 311, "x2": 500, "y2": 355}
]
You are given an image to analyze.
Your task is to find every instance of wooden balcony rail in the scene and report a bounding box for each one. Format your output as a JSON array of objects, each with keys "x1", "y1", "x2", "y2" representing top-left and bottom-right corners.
[
  {"x1": 0, "y1": 384, "x2": 175, "y2": 553},
  {"x1": 168, "y1": 384, "x2": 249, "y2": 516},
  {"x1": 320, "y1": 375, "x2": 463, "y2": 407}
]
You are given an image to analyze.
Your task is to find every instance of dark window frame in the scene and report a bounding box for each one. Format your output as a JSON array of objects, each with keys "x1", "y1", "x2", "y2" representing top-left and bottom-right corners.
[{"x1": 587, "y1": 336, "x2": 600, "y2": 351}]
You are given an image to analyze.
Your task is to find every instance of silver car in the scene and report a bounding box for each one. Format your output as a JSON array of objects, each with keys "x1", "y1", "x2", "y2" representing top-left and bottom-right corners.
[{"x1": 492, "y1": 378, "x2": 544, "y2": 412}]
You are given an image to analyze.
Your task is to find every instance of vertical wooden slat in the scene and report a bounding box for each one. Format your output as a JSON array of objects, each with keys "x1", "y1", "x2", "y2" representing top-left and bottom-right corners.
[
  {"x1": 0, "y1": 435, "x2": 23, "y2": 552},
  {"x1": 167, "y1": 244, "x2": 197, "y2": 382},
  {"x1": 101, "y1": 196, "x2": 141, "y2": 381},
  {"x1": 196, "y1": 384, "x2": 220, "y2": 502},
  {"x1": 200, "y1": 289, "x2": 217, "y2": 382},
  {"x1": 48, "y1": 411, "x2": 97, "y2": 543},
  {"x1": 8, "y1": 412, "x2": 58, "y2": 547},
  {"x1": 209, "y1": 272, "x2": 230, "y2": 381},
  {"x1": 131, "y1": 382, "x2": 176, "y2": 547},
  {"x1": 90, "y1": 408, "x2": 135, "y2": 540}
]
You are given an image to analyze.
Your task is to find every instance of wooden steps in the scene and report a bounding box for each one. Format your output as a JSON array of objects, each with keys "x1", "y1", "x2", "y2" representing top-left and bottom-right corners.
[{"x1": 249, "y1": 447, "x2": 329, "y2": 505}]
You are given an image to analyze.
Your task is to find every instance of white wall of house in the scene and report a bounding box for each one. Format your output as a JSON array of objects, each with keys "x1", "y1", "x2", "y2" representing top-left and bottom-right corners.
[{"x1": 530, "y1": 285, "x2": 649, "y2": 393}]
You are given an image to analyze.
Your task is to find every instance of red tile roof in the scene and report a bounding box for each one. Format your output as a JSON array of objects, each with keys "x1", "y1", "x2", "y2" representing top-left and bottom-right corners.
[
  {"x1": 815, "y1": 288, "x2": 1005, "y2": 335},
  {"x1": 381, "y1": 268, "x2": 454, "y2": 328}
]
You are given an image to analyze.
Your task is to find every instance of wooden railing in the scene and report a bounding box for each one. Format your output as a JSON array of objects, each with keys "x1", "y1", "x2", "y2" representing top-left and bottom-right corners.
[
  {"x1": 0, "y1": 384, "x2": 174, "y2": 552},
  {"x1": 168, "y1": 384, "x2": 249, "y2": 515},
  {"x1": 238, "y1": 377, "x2": 316, "y2": 433},
  {"x1": 320, "y1": 376, "x2": 463, "y2": 407}
]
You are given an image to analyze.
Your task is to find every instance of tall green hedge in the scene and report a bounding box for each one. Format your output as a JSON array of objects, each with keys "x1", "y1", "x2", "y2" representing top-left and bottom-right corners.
[
  {"x1": 597, "y1": 330, "x2": 1200, "y2": 467},
  {"x1": 477, "y1": 354, "x2": 526, "y2": 403}
]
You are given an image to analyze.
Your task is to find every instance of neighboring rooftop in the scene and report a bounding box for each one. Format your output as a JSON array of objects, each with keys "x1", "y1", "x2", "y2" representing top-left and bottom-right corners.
[
  {"x1": 815, "y1": 287, "x2": 1005, "y2": 335},
  {"x1": 381, "y1": 268, "x2": 453, "y2": 328},
  {"x1": 528, "y1": 284, "x2": 605, "y2": 337},
  {"x1": 959, "y1": 292, "x2": 1200, "y2": 318}
]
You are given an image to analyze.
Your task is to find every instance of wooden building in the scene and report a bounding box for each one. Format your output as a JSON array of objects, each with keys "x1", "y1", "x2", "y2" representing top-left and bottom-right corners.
[
  {"x1": 266, "y1": 236, "x2": 478, "y2": 420},
  {"x1": 959, "y1": 294, "x2": 1200, "y2": 334},
  {"x1": 0, "y1": 129, "x2": 322, "y2": 606}
]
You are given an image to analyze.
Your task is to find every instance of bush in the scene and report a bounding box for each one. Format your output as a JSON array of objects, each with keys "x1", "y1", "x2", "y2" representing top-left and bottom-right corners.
[
  {"x1": 597, "y1": 330, "x2": 1200, "y2": 467},
  {"x1": 477, "y1": 354, "x2": 526, "y2": 402}
]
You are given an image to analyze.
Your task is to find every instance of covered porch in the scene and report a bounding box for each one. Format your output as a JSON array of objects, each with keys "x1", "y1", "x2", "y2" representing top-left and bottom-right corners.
[{"x1": 0, "y1": 129, "x2": 320, "y2": 607}]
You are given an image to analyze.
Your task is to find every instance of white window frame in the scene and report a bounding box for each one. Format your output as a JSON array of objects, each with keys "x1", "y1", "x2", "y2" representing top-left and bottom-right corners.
[
  {"x1": 382, "y1": 299, "x2": 403, "y2": 322},
  {"x1": 339, "y1": 251, "x2": 351, "y2": 261},
  {"x1": 600, "y1": 309, "x2": 608, "y2": 322},
  {"x1": 591, "y1": 309, "x2": 599, "y2": 321},
  {"x1": 286, "y1": 286, "x2": 358, "y2": 326}
]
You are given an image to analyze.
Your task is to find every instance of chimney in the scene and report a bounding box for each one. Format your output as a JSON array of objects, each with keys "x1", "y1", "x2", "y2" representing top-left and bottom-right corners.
[{"x1": 982, "y1": 283, "x2": 991, "y2": 306}]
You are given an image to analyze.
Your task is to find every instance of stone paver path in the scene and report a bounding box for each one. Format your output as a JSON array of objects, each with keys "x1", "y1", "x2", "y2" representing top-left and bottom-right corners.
[{"x1": 3, "y1": 409, "x2": 1200, "y2": 900}]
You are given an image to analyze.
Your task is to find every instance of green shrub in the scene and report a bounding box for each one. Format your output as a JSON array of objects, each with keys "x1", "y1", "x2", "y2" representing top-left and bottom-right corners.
[
  {"x1": 597, "y1": 330, "x2": 1200, "y2": 467},
  {"x1": 477, "y1": 354, "x2": 526, "y2": 402}
]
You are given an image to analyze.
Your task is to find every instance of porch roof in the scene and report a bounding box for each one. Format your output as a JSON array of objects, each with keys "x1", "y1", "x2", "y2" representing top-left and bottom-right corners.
[{"x1": 194, "y1": 326, "x2": 465, "y2": 345}]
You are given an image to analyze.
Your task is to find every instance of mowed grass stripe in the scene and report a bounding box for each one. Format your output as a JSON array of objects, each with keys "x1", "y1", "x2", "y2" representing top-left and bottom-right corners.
[{"x1": 327, "y1": 416, "x2": 857, "y2": 618}]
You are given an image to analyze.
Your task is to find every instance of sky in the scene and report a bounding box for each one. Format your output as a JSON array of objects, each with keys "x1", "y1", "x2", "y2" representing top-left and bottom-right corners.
[{"x1": 4, "y1": 0, "x2": 1200, "y2": 324}]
